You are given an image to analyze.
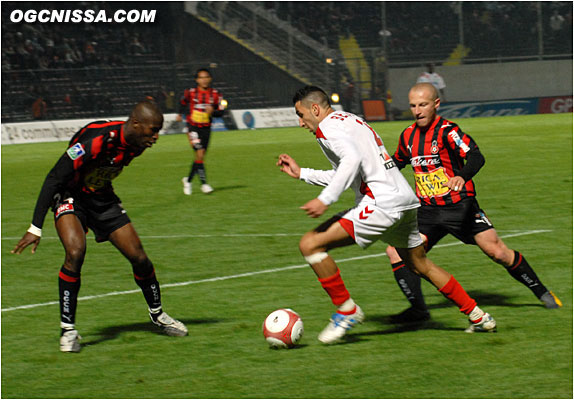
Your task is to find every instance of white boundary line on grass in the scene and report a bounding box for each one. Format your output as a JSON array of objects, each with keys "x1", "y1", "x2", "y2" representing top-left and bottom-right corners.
[{"x1": 1, "y1": 229, "x2": 551, "y2": 313}]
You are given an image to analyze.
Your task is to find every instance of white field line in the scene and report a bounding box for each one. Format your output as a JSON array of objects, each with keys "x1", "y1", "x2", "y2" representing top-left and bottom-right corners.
[
  {"x1": 1, "y1": 229, "x2": 551, "y2": 313},
  {"x1": 2, "y1": 233, "x2": 302, "y2": 240}
]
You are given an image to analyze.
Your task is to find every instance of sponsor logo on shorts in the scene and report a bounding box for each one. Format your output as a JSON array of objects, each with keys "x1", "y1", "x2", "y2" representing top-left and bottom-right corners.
[
  {"x1": 474, "y1": 212, "x2": 493, "y2": 227},
  {"x1": 56, "y1": 202, "x2": 74, "y2": 218},
  {"x1": 66, "y1": 143, "x2": 85, "y2": 160},
  {"x1": 359, "y1": 206, "x2": 374, "y2": 220}
]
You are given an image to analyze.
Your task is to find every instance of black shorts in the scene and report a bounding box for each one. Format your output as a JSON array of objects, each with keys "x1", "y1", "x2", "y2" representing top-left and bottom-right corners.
[
  {"x1": 52, "y1": 190, "x2": 131, "y2": 243},
  {"x1": 187, "y1": 125, "x2": 211, "y2": 151},
  {"x1": 417, "y1": 197, "x2": 494, "y2": 251}
]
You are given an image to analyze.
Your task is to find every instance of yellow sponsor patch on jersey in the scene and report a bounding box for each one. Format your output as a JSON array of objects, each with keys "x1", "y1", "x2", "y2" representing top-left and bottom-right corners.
[
  {"x1": 191, "y1": 109, "x2": 210, "y2": 124},
  {"x1": 414, "y1": 168, "x2": 450, "y2": 198},
  {"x1": 84, "y1": 166, "x2": 122, "y2": 191}
]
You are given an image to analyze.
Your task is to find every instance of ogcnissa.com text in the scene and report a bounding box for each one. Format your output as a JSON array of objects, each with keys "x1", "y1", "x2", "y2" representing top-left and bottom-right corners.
[{"x1": 10, "y1": 9, "x2": 156, "y2": 23}]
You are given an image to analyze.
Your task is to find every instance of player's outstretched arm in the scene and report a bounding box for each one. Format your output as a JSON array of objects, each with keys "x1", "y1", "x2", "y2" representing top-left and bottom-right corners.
[
  {"x1": 277, "y1": 154, "x2": 301, "y2": 179},
  {"x1": 11, "y1": 232, "x2": 41, "y2": 254}
]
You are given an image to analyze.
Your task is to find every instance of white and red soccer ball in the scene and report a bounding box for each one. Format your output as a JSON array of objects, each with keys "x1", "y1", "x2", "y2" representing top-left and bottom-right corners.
[{"x1": 262, "y1": 308, "x2": 304, "y2": 348}]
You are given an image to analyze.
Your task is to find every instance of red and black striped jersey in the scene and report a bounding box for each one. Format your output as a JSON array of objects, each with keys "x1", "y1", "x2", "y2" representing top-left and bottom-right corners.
[
  {"x1": 31, "y1": 120, "x2": 145, "y2": 229},
  {"x1": 393, "y1": 116, "x2": 479, "y2": 206},
  {"x1": 180, "y1": 87, "x2": 222, "y2": 128}
]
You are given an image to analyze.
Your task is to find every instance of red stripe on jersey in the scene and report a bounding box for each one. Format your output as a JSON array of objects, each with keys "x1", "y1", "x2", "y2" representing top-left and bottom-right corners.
[
  {"x1": 316, "y1": 127, "x2": 326, "y2": 139},
  {"x1": 59, "y1": 271, "x2": 80, "y2": 282},
  {"x1": 338, "y1": 218, "x2": 355, "y2": 240},
  {"x1": 87, "y1": 121, "x2": 123, "y2": 129},
  {"x1": 91, "y1": 135, "x2": 103, "y2": 159},
  {"x1": 71, "y1": 127, "x2": 87, "y2": 145},
  {"x1": 360, "y1": 181, "x2": 375, "y2": 199}
]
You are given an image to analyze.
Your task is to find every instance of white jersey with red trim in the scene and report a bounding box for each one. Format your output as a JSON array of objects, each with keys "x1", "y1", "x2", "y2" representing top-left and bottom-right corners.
[{"x1": 299, "y1": 110, "x2": 419, "y2": 213}]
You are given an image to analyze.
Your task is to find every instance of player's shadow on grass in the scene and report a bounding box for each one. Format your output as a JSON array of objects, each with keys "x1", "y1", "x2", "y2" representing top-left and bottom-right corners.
[
  {"x1": 208, "y1": 185, "x2": 247, "y2": 193},
  {"x1": 428, "y1": 291, "x2": 544, "y2": 310},
  {"x1": 82, "y1": 318, "x2": 221, "y2": 347}
]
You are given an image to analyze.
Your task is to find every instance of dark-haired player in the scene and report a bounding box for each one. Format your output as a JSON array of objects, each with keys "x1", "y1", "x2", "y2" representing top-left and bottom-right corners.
[
  {"x1": 12, "y1": 101, "x2": 188, "y2": 352},
  {"x1": 179, "y1": 68, "x2": 224, "y2": 195},
  {"x1": 277, "y1": 85, "x2": 496, "y2": 344},
  {"x1": 386, "y1": 83, "x2": 561, "y2": 323}
]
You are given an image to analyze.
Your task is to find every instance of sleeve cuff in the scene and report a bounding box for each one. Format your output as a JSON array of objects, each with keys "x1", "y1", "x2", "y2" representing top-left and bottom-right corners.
[
  {"x1": 299, "y1": 168, "x2": 310, "y2": 181},
  {"x1": 27, "y1": 224, "x2": 42, "y2": 237}
]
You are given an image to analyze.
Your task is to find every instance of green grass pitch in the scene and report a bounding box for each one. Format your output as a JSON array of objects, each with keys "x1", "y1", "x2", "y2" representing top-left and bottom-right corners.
[{"x1": 1, "y1": 113, "x2": 572, "y2": 398}]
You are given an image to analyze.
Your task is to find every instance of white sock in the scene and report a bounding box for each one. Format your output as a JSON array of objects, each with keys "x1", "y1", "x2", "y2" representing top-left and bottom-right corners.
[
  {"x1": 338, "y1": 298, "x2": 356, "y2": 313},
  {"x1": 468, "y1": 306, "x2": 485, "y2": 322}
]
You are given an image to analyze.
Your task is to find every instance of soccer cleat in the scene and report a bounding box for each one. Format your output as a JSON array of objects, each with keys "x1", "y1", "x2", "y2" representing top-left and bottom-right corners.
[
  {"x1": 182, "y1": 177, "x2": 192, "y2": 195},
  {"x1": 318, "y1": 305, "x2": 364, "y2": 344},
  {"x1": 150, "y1": 311, "x2": 188, "y2": 337},
  {"x1": 389, "y1": 307, "x2": 431, "y2": 324},
  {"x1": 540, "y1": 291, "x2": 562, "y2": 309},
  {"x1": 465, "y1": 312, "x2": 497, "y2": 333},
  {"x1": 60, "y1": 329, "x2": 82, "y2": 353},
  {"x1": 201, "y1": 184, "x2": 214, "y2": 194}
]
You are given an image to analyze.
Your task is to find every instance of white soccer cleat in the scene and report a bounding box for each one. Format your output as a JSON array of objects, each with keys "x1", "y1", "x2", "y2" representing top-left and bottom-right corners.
[
  {"x1": 201, "y1": 184, "x2": 214, "y2": 194},
  {"x1": 465, "y1": 312, "x2": 497, "y2": 333},
  {"x1": 150, "y1": 311, "x2": 188, "y2": 337},
  {"x1": 60, "y1": 329, "x2": 82, "y2": 353},
  {"x1": 318, "y1": 305, "x2": 364, "y2": 344},
  {"x1": 182, "y1": 177, "x2": 192, "y2": 195}
]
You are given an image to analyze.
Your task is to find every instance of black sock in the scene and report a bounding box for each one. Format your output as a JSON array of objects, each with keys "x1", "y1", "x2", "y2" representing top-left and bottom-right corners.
[
  {"x1": 188, "y1": 162, "x2": 198, "y2": 182},
  {"x1": 505, "y1": 250, "x2": 548, "y2": 298},
  {"x1": 59, "y1": 266, "x2": 81, "y2": 326},
  {"x1": 134, "y1": 261, "x2": 162, "y2": 312},
  {"x1": 197, "y1": 162, "x2": 207, "y2": 184},
  {"x1": 391, "y1": 261, "x2": 427, "y2": 311}
]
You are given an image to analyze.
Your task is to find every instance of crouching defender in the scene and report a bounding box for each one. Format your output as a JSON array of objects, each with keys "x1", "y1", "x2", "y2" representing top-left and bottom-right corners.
[
  {"x1": 12, "y1": 101, "x2": 188, "y2": 353},
  {"x1": 278, "y1": 86, "x2": 496, "y2": 344}
]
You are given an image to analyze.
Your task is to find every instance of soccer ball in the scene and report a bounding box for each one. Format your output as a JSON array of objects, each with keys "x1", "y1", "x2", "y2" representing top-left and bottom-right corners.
[{"x1": 262, "y1": 308, "x2": 304, "y2": 348}]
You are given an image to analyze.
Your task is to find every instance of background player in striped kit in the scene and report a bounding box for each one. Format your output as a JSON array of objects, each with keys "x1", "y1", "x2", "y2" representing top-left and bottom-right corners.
[
  {"x1": 278, "y1": 86, "x2": 497, "y2": 344},
  {"x1": 11, "y1": 101, "x2": 188, "y2": 352},
  {"x1": 179, "y1": 68, "x2": 224, "y2": 195},
  {"x1": 386, "y1": 83, "x2": 562, "y2": 323}
]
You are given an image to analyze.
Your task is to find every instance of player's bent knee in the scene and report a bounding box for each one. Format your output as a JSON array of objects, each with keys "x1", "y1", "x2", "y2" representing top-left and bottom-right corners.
[
  {"x1": 131, "y1": 255, "x2": 153, "y2": 271},
  {"x1": 65, "y1": 247, "x2": 86, "y2": 268},
  {"x1": 299, "y1": 231, "x2": 319, "y2": 256}
]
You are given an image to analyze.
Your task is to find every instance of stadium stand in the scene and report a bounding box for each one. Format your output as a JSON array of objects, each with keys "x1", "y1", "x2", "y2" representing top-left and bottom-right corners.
[{"x1": 1, "y1": 1, "x2": 572, "y2": 123}]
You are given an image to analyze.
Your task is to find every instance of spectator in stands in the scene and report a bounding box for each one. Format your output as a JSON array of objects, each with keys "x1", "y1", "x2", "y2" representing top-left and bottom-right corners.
[
  {"x1": 550, "y1": 9, "x2": 566, "y2": 42},
  {"x1": 340, "y1": 75, "x2": 355, "y2": 113},
  {"x1": 416, "y1": 63, "x2": 446, "y2": 102}
]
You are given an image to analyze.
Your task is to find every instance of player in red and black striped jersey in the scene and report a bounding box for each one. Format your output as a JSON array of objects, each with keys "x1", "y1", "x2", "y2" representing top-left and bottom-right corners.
[
  {"x1": 179, "y1": 68, "x2": 224, "y2": 195},
  {"x1": 386, "y1": 83, "x2": 561, "y2": 323},
  {"x1": 11, "y1": 101, "x2": 188, "y2": 352}
]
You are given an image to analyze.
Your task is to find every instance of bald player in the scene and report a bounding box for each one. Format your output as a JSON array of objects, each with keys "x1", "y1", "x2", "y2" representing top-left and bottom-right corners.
[
  {"x1": 12, "y1": 101, "x2": 188, "y2": 352},
  {"x1": 386, "y1": 83, "x2": 561, "y2": 324}
]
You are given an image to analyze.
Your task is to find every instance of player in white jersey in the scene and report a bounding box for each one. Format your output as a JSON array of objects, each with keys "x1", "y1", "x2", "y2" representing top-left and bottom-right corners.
[
  {"x1": 416, "y1": 63, "x2": 446, "y2": 101},
  {"x1": 277, "y1": 86, "x2": 496, "y2": 344}
]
